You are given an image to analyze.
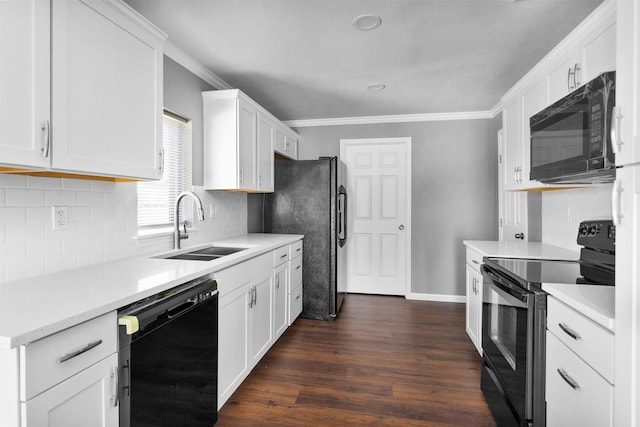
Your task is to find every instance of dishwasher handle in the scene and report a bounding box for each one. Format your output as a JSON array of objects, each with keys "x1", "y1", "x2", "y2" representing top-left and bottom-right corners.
[{"x1": 121, "y1": 278, "x2": 217, "y2": 335}]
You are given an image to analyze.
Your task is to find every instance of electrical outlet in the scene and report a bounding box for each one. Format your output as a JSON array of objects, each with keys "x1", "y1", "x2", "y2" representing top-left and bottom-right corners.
[
  {"x1": 210, "y1": 204, "x2": 219, "y2": 218},
  {"x1": 52, "y1": 206, "x2": 67, "y2": 231}
]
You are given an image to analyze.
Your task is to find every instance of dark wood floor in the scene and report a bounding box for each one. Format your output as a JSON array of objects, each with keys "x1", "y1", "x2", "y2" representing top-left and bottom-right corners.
[{"x1": 216, "y1": 294, "x2": 496, "y2": 426}]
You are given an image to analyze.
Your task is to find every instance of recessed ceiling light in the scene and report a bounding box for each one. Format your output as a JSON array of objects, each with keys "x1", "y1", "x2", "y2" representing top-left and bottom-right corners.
[
  {"x1": 366, "y1": 83, "x2": 386, "y2": 91},
  {"x1": 352, "y1": 14, "x2": 382, "y2": 30}
]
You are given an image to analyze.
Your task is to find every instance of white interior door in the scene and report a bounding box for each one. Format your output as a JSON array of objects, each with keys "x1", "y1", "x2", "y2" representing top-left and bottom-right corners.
[
  {"x1": 498, "y1": 129, "x2": 528, "y2": 241},
  {"x1": 341, "y1": 138, "x2": 411, "y2": 296}
]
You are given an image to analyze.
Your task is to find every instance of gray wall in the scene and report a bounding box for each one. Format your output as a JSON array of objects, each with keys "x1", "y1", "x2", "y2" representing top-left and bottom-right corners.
[
  {"x1": 293, "y1": 118, "x2": 500, "y2": 296},
  {"x1": 163, "y1": 56, "x2": 216, "y2": 186}
]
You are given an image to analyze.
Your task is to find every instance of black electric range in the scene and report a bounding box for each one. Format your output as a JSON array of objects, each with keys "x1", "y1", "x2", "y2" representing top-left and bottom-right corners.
[{"x1": 480, "y1": 220, "x2": 615, "y2": 427}]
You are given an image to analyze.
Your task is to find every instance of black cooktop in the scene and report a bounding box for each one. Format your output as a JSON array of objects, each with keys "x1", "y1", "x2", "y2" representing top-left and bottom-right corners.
[{"x1": 484, "y1": 257, "x2": 614, "y2": 291}]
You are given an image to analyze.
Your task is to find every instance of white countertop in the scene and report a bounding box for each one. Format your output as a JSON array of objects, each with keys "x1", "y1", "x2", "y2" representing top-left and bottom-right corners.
[
  {"x1": 543, "y1": 283, "x2": 615, "y2": 331},
  {"x1": 463, "y1": 240, "x2": 580, "y2": 260},
  {"x1": 0, "y1": 233, "x2": 303, "y2": 349}
]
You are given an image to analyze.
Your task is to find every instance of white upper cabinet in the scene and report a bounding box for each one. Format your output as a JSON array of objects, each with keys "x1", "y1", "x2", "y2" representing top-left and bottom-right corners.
[
  {"x1": 257, "y1": 113, "x2": 275, "y2": 192},
  {"x1": 613, "y1": 0, "x2": 640, "y2": 166},
  {"x1": 543, "y1": 1, "x2": 616, "y2": 105},
  {"x1": 274, "y1": 125, "x2": 298, "y2": 160},
  {"x1": 0, "y1": 0, "x2": 165, "y2": 180},
  {"x1": 203, "y1": 89, "x2": 299, "y2": 192},
  {"x1": 0, "y1": 0, "x2": 50, "y2": 169}
]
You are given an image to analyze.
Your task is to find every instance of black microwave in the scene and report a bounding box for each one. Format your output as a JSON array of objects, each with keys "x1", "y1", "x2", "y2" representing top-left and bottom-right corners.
[{"x1": 530, "y1": 71, "x2": 616, "y2": 184}]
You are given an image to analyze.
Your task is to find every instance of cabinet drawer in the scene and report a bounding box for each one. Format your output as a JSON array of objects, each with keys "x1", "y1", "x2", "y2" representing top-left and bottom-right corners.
[
  {"x1": 289, "y1": 240, "x2": 303, "y2": 259},
  {"x1": 273, "y1": 245, "x2": 290, "y2": 267},
  {"x1": 547, "y1": 297, "x2": 614, "y2": 382},
  {"x1": 546, "y1": 332, "x2": 613, "y2": 427},
  {"x1": 20, "y1": 311, "x2": 117, "y2": 401},
  {"x1": 290, "y1": 255, "x2": 303, "y2": 290},
  {"x1": 288, "y1": 285, "x2": 303, "y2": 325},
  {"x1": 465, "y1": 247, "x2": 483, "y2": 271}
]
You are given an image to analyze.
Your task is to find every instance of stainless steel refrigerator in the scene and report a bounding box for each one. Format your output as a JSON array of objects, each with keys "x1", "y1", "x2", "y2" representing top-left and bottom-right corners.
[{"x1": 264, "y1": 156, "x2": 347, "y2": 320}]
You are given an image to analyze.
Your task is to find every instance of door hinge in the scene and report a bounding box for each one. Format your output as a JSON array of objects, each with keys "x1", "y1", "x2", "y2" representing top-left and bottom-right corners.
[
  {"x1": 498, "y1": 154, "x2": 503, "y2": 164},
  {"x1": 499, "y1": 218, "x2": 503, "y2": 228}
]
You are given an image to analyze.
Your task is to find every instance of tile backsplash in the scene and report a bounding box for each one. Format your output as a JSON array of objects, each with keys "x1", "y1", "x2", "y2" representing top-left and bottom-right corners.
[
  {"x1": 541, "y1": 184, "x2": 613, "y2": 251},
  {"x1": 0, "y1": 174, "x2": 247, "y2": 284}
]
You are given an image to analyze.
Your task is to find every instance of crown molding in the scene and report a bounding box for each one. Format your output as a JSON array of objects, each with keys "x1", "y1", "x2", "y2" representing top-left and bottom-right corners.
[
  {"x1": 490, "y1": 101, "x2": 503, "y2": 118},
  {"x1": 163, "y1": 40, "x2": 233, "y2": 90},
  {"x1": 283, "y1": 110, "x2": 494, "y2": 128}
]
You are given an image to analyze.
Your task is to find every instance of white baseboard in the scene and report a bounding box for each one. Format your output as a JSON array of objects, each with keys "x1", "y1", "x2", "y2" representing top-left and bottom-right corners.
[{"x1": 406, "y1": 293, "x2": 465, "y2": 303}]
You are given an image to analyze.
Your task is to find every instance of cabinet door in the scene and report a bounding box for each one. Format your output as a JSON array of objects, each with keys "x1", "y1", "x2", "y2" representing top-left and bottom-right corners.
[
  {"x1": 465, "y1": 264, "x2": 481, "y2": 355},
  {"x1": 273, "y1": 263, "x2": 289, "y2": 340},
  {"x1": 273, "y1": 127, "x2": 287, "y2": 156},
  {"x1": 249, "y1": 272, "x2": 273, "y2": 367},
  {"x1": 257, "y1": 113, "x2": 274, "y2": 192},
  {"x1": 502, "y1": 95, "x2": 522, "y2": 190},
  {"x1": 614, "y1": 0, "x2": 640, "y2": 166},
  {"x1": 0, "y1": 0, "x2": 50, "y2": 169},
  {"x1": 51, "y1": 0, "x2": 163, "y2": 179},
  {"x1": 237, "y1": 99, "x2": 257, "y2": 190},
  {"x1": 520, "y1": 77, "x2": 542, "y2": 186},
  {"x1": 22, "y1": 353, "x2": 118, "y2": 427},
  {"x1": 218, "y1": 283, "x2": 251, "y2": 409},
  {"x1": 284, "y1": 133, "x2": 298, "y2": 160},
  {"x1": 580, "y1": 12, "x2": 616, "y2": 85},
  {"x1": 544, "y1": 48, "x2": 578, "y2": 104}
]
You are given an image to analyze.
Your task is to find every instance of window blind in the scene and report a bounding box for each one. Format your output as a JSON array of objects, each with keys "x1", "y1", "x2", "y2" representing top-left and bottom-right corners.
[{"x1": 138, "y1": 112, "x2": 193, "y2": 230}]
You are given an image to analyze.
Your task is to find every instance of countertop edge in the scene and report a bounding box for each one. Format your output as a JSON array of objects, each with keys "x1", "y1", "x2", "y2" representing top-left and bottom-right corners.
[{"x1": 0, "y1": 233, "x2": 303, "y2": 349}]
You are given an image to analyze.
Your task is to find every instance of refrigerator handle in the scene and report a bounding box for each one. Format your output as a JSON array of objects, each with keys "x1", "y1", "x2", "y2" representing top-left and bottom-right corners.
[{"x1": 338, "y1": 185, "x2": 347, "y2": 247}]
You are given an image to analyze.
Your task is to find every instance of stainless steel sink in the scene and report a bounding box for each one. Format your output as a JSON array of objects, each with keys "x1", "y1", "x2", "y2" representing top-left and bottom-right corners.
[{"x1": 158, "y1": 246, "x2": 248, "y2": 261}]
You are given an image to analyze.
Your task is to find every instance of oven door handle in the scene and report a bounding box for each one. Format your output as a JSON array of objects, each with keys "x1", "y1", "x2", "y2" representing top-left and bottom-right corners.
[{"x1": 481, "y1": 265, "x2": 529, "y2": 302}]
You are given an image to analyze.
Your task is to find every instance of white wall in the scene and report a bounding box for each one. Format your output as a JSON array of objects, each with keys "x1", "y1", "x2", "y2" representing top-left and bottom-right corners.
[
  {"x1": 0, "y1": 173, "x2": 246, "y2": 284},
  {"x1": 541, "y1": 183, "x2": 612, "y2": 251}
]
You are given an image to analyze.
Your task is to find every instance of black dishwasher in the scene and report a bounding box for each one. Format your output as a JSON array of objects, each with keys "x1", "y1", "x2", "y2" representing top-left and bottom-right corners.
[{"x1": 118, "y1": 274, "x2": 218, "y2": 427}]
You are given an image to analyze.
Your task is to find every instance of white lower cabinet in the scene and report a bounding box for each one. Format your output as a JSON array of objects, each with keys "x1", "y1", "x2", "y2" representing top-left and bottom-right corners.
[
  {"x1": 22, "y1": 353, "x2": 118, "y2": 427},
  {"x1": 464, "y1": 246, "x2": 483, "y2": 354},
  {"x1": 216, "y1": 252, "x2": 272, "y2": 409},
  {"x1": 545, "y1": 296, "x2": 614, "y2": 427},
  {"x1": 273, "y1": 262, "x2": 289, "y2": 340},
  {"x1": 288, "y1": 245, "x2": 303, "y2": 325},
  {"x1": 0, "y1": 311, "x2": 118, "y2": 427}
]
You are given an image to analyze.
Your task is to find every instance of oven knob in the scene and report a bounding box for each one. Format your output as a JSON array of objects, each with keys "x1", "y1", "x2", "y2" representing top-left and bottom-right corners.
[
  {"x1": 579, "y1": 224, "x2": 588, "y2": 237},
  {"x1": 588, "y1": 224, "x2": 598, "y2": 236}
]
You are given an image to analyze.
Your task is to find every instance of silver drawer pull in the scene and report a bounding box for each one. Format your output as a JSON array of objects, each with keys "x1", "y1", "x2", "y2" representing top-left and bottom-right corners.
[
  {"x1": 557, "y1": 368, "x2": 580, "y2": 390},
  {"x1": 295, "y1": 295, "x2": 301, "y2": 300},
  {"x1": 472, "y1": 260, "x2": 479, "y2": 265},
  {"x1": 296, "y1": 265, "x2": 301, "y2": 270},
  {"x1": 558, "y1": 323, "x2": 581, "y2": 340},
  {"x1": 280, "y1": 253, "x2": 288, "y2": 259},
  {"x1": 59, "y1": 339, "x2": 103, "y2": 363},
  {"x1": 296, "y1": 248, "x2": 301, "y2": 252}
]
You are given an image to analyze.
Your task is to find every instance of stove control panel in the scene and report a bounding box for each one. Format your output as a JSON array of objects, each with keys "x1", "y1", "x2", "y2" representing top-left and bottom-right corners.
[{"x1": 577, "y1": 220, "x2": 615, "y2": 253}]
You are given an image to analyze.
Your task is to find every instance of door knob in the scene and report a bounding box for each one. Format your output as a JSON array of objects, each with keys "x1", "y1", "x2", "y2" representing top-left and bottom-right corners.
[
  {"x1": 514, "y1": 233, "x2": 525, "y2": 240},
  {"x1": 398, "y1": 225, "x2": 404, "y2": 230}
]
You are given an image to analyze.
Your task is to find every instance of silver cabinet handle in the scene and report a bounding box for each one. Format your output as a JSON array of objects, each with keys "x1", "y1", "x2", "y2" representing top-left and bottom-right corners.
[
  {"x1": 41, "y1": 120, "x2": 50, "y2": 158},
  {"x1": 295, "y1": 294, "x2": 301, "y2": 300},
  {"x1": 159, "y1": 148, "x2": 165, "y2": 175},
  {"x1": 398, "y1": 224, "x2": 404, "y2": 230},
  {"x1": 111, "y1": 366, "x2": 119, "y2": 407},
  {"x1": 611, "y1": 106, "x2": 624, "y2": 154},
  {"x1": 567, "y1": 67, "x2": 573, "y2": 91},
  {"x1": 558, "y1": 323, "x2": 581, "y2": 340},
  {"x1": 240, "y1": 169, "x2": 244, "y2": 185},
  {"x1": 295, "y1": 265, "x2": 301, "y2": 270},
  {"x1": 557, "y1": 368, "x2": 580, "y2": 390},
  {"x1": 514, "y1": 233, "x2": 525, "y2": 240},
  {"x1": 612, "y1": 178, "x2": 623, "y2": 226},
  {"x1": 276, "y1": 274, "x2": 280, "y2": 289},
  {"x1": 573, "y1": 63, "x2": 581, "y2": 88},
  {"x1": 59, "y1": 339, "x2": 103, "y2": 363},
  {"x1": 472, "y1": 260, "x2": 479, "y2": 265},
  {"x1": 280, "y1": 253, "x2": 288, "y2": 259}
]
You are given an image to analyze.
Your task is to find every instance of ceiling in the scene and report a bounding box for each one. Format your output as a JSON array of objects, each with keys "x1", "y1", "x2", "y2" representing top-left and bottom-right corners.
[{"x1": 126, "y1": 0, "x2": 603, "y2": 124}]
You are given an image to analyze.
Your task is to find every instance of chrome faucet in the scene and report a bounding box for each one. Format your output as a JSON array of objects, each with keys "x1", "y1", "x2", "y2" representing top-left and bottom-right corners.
[{"x1": 174, "y1": 191, "x2": 206, "y2": 250}]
